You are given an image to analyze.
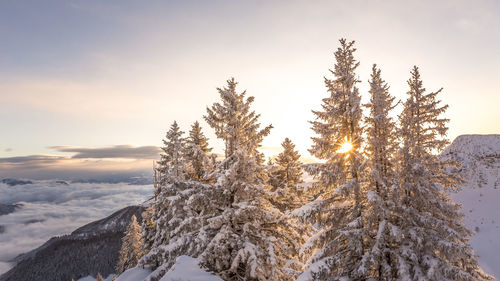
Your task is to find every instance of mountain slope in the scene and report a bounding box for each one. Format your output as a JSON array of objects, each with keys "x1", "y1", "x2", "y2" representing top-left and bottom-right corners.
[
  {"x1": 442, "y1": 134, "x2": 500, "y2": 277},
  {"x1": 0, "y1": 205, "x2": 145, "y2": 281}
]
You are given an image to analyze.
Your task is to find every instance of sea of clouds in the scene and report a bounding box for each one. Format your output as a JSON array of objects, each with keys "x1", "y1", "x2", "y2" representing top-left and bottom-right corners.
[{"x1": 0, "y1": 181, "x2": 153, "y2": 275}]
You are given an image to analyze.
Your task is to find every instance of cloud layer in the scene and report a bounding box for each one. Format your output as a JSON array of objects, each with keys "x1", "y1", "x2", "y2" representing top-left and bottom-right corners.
[
  {"x1": 52, "y1": 145, "x2": 161, "y2": 159},
  {"x1": 0, "y1": 181, "x2": 153, "y2": 275}
]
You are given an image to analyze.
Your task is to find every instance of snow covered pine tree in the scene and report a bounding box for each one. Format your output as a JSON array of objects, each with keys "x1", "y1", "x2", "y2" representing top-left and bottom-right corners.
[
  {"x1": 184, "y1": 121, "x2": 214, "y2": 183},
  {"x1": 395, "y1": 66, "x2": 493, "y2": 280},
  {"x1": 201, "y1": 78, "x2": 309, "y2": 280},
  {"x1": 140, "y1": 121, "x2": 214, "y2": 280},
  {"x1": 294, "y1": 38, "x2": 368, "y2": 280},
  {"x1": 268, "y1": 137, "x2": 306, "y2": 212},
  {"x1": 361, "y1": 64, "x2": 401, "y2": 280},
  {"x1": 156, "y1": 121, "x2": 187, "y2": 186},
  {"x1": 116, "y1": 215, "x2": 145, "y2": 274}
]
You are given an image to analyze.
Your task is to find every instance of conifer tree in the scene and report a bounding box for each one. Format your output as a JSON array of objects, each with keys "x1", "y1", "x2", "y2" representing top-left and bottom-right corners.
[
  {"x1": 141, "y1": 205, "x2": 155, "y2": 253},
  {"x1": 395, "y1": 66, "x2": 493, "y2": 280},
  {"x1": 185, "y1": 121, "x2": 214, "y2": 183},
  {"x1": 295, "y1": 39, "x2": 367, "y2": 280},
  {"x1": 360, "y1": 64, "x2": 401, "y2": 280},
  {"x1": 201, "y1": 78, "x2": 307, "y2": 280},
  {"x1": 157, "y1": 121, "x2": 186, "y2": 185},
  {"x1": 116, "y1": 215, "x2": 145, "y2": 274},
  {"x1": 269, "y1": 137, "x2": 305, "y2": 212},
  {"x1": 96, "y1": 273, "x2": 104, "y2": 281}
]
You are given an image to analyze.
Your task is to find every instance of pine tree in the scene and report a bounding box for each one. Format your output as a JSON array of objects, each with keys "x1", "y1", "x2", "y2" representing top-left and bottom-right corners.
[
  {"x1": 140, "y1": 180, "x2": 215, "y2": 281},
  {"x1": 360, "y1": 64, "x2": 401, "y2": 280},
  {"x1": 201, "y1": 78, "x2": 307, "y2": 280},
  {"x1": 141, "y1": 204, "x2": 155, "y2": 253},
  {"x1": 96, "y1": 273, "x2": 104, "y2": 281},
  {"x1": 185, "y1": 121, "x2": 214, "y2": 183},
  {"x1": 116, "y1": 215, "x2": 145, "y2": 274},
  {"x1": 157, "y1": 121, "x2": 186, "y2": 185},
  {"x1": 295, "y1": 39, "x2": 367, "y2": 280},
  {"x1": 395, "y1": 66, "x2": 493, "y2": 280},
  {"x1": 269, "y1": 137, "x2": 305, "y2": 212}
]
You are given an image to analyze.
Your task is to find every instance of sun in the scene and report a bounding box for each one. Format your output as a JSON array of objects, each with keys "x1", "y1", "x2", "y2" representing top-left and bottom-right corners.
[{"x1": 336, "y1": 136, "x2": 353, "y2": 154}]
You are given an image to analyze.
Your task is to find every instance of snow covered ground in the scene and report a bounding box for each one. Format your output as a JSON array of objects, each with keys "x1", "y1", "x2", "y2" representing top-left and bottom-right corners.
[
  {"x1": 106, "y1": 256, "x2": 222, "y2": 281},
  {"x1": 0, "y1": 181, "x2": 153, "y2": 275},
  {"x1": 443, "y1": 135, "x2": 500, "y2": 278}
]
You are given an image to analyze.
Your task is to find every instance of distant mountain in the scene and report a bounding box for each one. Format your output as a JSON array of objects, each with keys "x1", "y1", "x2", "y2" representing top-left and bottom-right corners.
[
  {"x1": 441, "y1": 134, "x2": 500, "y2": 278},
  {"x1": 0, "y1": 205, "x2": 145, "y2": 281}
]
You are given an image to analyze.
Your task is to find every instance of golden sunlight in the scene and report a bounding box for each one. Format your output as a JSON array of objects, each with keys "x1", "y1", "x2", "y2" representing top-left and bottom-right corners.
[{"x1": 336, "y1": 136, "x2": 353, "y2": 154}]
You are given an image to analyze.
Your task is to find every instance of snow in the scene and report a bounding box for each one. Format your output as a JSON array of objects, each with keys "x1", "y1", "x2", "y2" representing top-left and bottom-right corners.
[
  {"x1": 114, "y1": 267, "x2": 151, "y2": 281},
  {"x1": 113, "y1": 256, "x2": 221, "y2": 281},
  {"x1": 78, "y1": 274, "x2": 116, "y2": 281},
  {"x1": 444, "y1": 134, "x2": 500, "y2": 278},
  {"x1": 159, "y1": 256, "x2": 222, "y2": 281}
]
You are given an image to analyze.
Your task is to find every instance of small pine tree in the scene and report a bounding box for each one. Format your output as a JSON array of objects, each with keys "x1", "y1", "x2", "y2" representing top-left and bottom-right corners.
[
  {"x1": 184, "y1": 121, "x2": 214, "y2": 183},
  {"x1": 116, "y1": 215, "x2": 145, "y2": 274},
  {"x1": 395, "y1": 66, "x2": 493, "y2": 280},
  {"x1": 296, "y1": 39, "x2": 367, "y2": 280},
  {"x1": 96, "y1": 273, "x2": 104, "y2": 281},
  {"x1": 269, "y1": 137, "x2": 305, "y2": 212},
  {"x1": 157, "y1": 121, "x2": 186, "y2": 185}
]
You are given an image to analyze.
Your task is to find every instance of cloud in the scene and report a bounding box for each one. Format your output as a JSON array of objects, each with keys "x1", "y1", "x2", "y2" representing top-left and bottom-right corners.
[
  {"x1": 0, "y1": 155, "x2": 64, "y2": 164},
  {"x1": 51, "y1": 145, "x2": 161, "y2": 159},
  {"x1": 0, "y1": 181, "x2": 154, "y2": 275},
  {"x1": 0, "y1": 145, "x2": 160, "y2": 180}
]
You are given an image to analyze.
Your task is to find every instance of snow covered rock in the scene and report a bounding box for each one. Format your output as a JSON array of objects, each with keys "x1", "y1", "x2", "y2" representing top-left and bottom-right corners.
[{"x1": 442, "y1": 134, "x2": 500, "y2": 278}]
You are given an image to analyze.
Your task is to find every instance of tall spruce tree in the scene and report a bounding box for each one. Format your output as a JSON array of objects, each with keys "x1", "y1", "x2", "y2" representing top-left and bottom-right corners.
[
  {"x1": 116, "y1": 215, "x2": 145, "y2": 274},
  {"x1": 360, "y1": 64, "x2": 401, "y2": 280},
  {"x1": 185, "y1": 121, "x2": 214, "y2": 183},
  {"x1": 295, "y1": 39, "x2": 367, "y2": 280},
  {"x1": 269, "y1": 137, "x2": 306, "y2": 212},
  {"x1": 395, "y1": 66, "x2": 493, "y2": 280},
  {"x1": 157, "y1": 121, "x2": 186, "y2": 185},
  {"x1": 201, "y1": 78, "x2": 308, "y2": 280}
]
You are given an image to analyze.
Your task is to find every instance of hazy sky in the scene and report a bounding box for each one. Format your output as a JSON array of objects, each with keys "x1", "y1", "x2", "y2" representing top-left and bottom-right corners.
[{"x1": 1, "y1": 0, "x2": 499, "y2": 178}]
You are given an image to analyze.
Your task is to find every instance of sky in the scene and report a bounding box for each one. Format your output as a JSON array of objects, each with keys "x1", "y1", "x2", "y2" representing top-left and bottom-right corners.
[{"x1": 0, "y1": 0, "x2": 499, "y2": 179}]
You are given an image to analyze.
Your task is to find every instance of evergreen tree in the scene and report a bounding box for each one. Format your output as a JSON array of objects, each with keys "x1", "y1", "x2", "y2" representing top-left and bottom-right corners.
[
  {"x1": 201, "y1": 78, "x2": 307, "y2": 280},
  {"x1": 96, "y1": 273, "x2": 104, "y2": 281},
  {"x1": 269, "y1": 137, "x2": 306, "y2": 212},
  {"x1": 395, "y1": 66, "x2": 493, "y2": 280},
  {"x1": 360, "y1": 64, "x2": 401, "y2": 280},
  {"x1": 140, "y1": 180, "x2": 216, "y2": 281},
  {"x1": 141, "y1": 204, "x2": 155, "y2": 253},
  {"x1": 116, "y1": 215, "x2": 145, "y2": 274},
  {"x1": 295, "y1": 39, "x2": 367, "y2": 280},
  {"x1": 185, "y1": 121, "x2": 214, "y2": 183},
  {"x1": 157, "y1": 121, "x2": 186, "y2": 185}
]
